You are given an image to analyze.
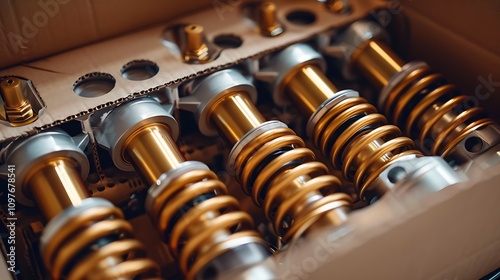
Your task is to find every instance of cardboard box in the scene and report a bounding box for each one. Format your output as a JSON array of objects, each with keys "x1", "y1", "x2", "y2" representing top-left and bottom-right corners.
[
  {"x1": 0, "y1": 0, "x2": 215, "y2": 69},
  {"x1": 1, "y1": 0, "x2": 499, "y2": 279}
]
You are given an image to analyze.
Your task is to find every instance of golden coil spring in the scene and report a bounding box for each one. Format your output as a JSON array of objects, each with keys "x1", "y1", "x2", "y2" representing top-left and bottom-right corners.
[
  {"x1": 233, "y1": 126, "x2": 351, "y2": 242},
  {"x1": 147, "y1": 168, "x2": 262, "y2": 279},
  {"x1": 42, "y1": 206, "x2": 160, "y2": 280},
  {"x1": 313, "y1": 96, "x2": 422, "y2": 198},
  {"x1": 382, "y1": 64, "x2": 495, "y2": 157}
]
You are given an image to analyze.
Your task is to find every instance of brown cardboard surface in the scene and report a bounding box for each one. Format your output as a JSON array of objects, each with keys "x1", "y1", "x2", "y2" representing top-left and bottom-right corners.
[
  {"x1": 0, "y1": 254, "x2": 9, "y2": 280},
  {"x1": 0, "y1": 0, "x2": 215, "y2": 69},
  {"x1": 402, "y1": 0, "x2": 500, "y2": 56},
  {"x1": 0, "y1": 0, "x2": 387, "y2": 140},
  {"x1": 401, "y1": 1, "x2": 500, "y2": 121}
]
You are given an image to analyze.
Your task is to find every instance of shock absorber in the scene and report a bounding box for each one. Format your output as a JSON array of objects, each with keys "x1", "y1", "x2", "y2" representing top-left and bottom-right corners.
[
  {"x1": 180, "y1": 69, "x2": 352, "y2": 243},
  {"x1": 329, "y1": 20, "x2": 500, "y2": 168},
  {"x1": 0, "y1": 130, "x2": 160, "y2": 279},
  {"x1": 257, "y1": 43, "x2": 462, "y2": 202},
  {"x1": 94, "y1": 97, "x2": 275, "y2": 280}
]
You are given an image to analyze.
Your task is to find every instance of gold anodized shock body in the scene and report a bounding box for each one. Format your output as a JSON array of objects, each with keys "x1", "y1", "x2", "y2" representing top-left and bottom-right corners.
[
  {"x1": 123, "y1": 124, "x2": 184, "y2": 185},
  {"x1": 204, "y1": 88, "x2": 352, "y2": 243},
  {"x1": 350, "y1": 39, "x2": 499, "y2": 161},
  {"x1": 116, "y1": 112, "x2": 267, "y2": 279},
  {"x1": 12, "y1": 133, "x2": 160, "y2": 280},
  {"x1": 210, "y1": 92, "x2": 267, "y2": 145},
  {"x1": 285, "y1": 65, "x2": 338, "y2": 117},
  {"x1": 26, "y1": 158, "x2": 88, "y2": 221},
  {"x1": 268, "y1": 44, "x2": 421, "y2": 200},
  {"x1": 351, "y1": 40, "x2": 404, "y2": 90}
]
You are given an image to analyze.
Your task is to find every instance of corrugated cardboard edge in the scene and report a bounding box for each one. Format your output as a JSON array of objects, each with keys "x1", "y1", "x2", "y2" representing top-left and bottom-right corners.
[{"x1": 0, "y1": 0, "x2": 388, "y2": 141}]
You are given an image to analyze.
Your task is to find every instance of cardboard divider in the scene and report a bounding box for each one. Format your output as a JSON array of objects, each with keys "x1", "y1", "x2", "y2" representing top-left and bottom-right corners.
[{"x1": 0, "y1": 0, "x2": 387, "y2": 141}]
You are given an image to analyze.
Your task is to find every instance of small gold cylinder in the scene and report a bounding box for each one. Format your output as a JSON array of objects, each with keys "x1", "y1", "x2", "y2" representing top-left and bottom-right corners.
[
  {"x1": 326, "y1": 0, "x2": 348, "y2": 13},
  {"x1": 260, "y1": 2, "x2": 276, "y2": 28},
  {"x1": 1, "y1": 78, "x2": 26, "y2": 108},
  {"x1": 210, "y1": 92, "x2": 266, "y2": 146},
  {"x1": 184, "y1": 24, "x2": 205, "y2": 52},
  {"x1": 258, "y1": 2, "x2": 284, "y2": 37},
  {"x1": 124, "y1": 124, "x2": 185, "y2": 186},
  {"x1": 0, "y1": 77, "x2": 36, "y2": 125},
  {"x1": 26, "y1": 158, "x2": 89, "y2": 221},
  {"x1": 351, "y1": 40, "x2": 404, "y2": 90},
  {"x1": 285, "y1": 65, "x2": 338, "y2": 117}
]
